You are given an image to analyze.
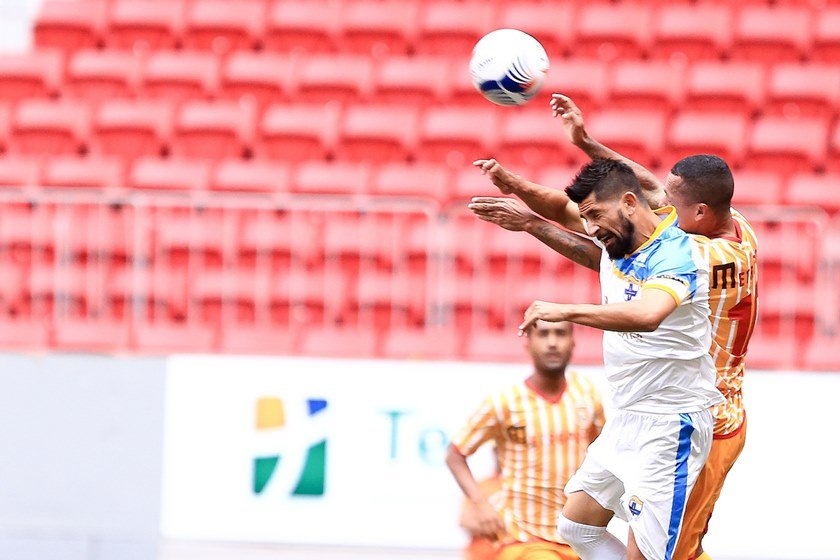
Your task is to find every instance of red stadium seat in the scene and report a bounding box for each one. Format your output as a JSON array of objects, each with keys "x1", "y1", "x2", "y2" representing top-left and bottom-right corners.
[
  {"x1": 650, "y1": 4, "x2": 732, "y2": 61},
  {"x1": 42, "y1": 155, "x2": 124, "y2": 190},
  {"x1": 0, "y1": 157, "x2": 41, "y2": 188},
  {"x1": 64, "y1": 49, "x2": 141, "y2": 104},
  {"x1": 730, "y1": 170, "x2": 784, "y2": 207},
  {"x1": 91, "y1": 99, "x2": 172, "y2": 161},
  {"x1": 766, "y1": 64, "x2": 840, "y2": 120},
  {"x1": 812, "y1": 8, "x2": 840, "y2": 63},
  {"x1": 34, "y1": 0, "x2": 104, "y2": 54},
  {"x1": 371, "y1": 162, "x2": 450, "y2": 201},
  {"x1": 1, "y1": 102, "x2": 12, "y2": 152},
  {"x1": 497, "y1": 2, "x2": 575, "y2": 59},
  {"x1": 106, "y1": 0, "x2": 183, "y2": 51},
  {"x1": 415, "y1": 1, "x2": 496, "y2": 56},
  {"x1": 534, "y1": 165, "x2": 581, "y2": 192},
  {"x1": 221, "y1": 325, "x2": 298, "y2": 355},
  {"x1": 730, "y1": 6, "x2": 812, "y2": 63},
  {"x1": 373, "y1": 56, "x2": 449, "y2": 107},
  {"x1": 539, "y1": 57, "x2": 609, "y2": 113},
  {"x1": 803, "y1": 333, "x2": 840, "y2": 370},
  {"x1": 11, "y1": 99, "x2": 90, "y2": 156},
  {"x1": 142, "y1": 50, "x2": 219, "y2": 103},
  {"x1": 417, "y1": 107, "x2": 499, "y2": 167},
  {"x1": 340, "y1": 0, "x2": 419, "y2": 56},
  {"x1": 586, "y1": 109, "x2": 667, "y2": 168},
  {"x1": 497, "y1": 109, "x2": 572, "y2": 168},
  {"x1": 608, "y1": 60, "x2": 685, "y2": 112},
  {"x1": 0, "y1": 318, "x2": 49, "y2": 350},
  {"x1": 665, "y1": 112, "x2": 749, "y2": 169},
  {"x1": 449, "y1": 165, "x2": 528, "y2": 204},
  {"x1": 171, "y1": 100, "x2": 256, "y2": 159},
  {"x1": 53, "y1": 318, "x2": 131, "y2": 352},
  {"x1": 256, "y1": 103, "x2": 339, "y2": 162},
  {"x1": 298, "y1": 325, "x2": 379, "y2": 358},
  {"x1": 381, "y1": 327, "x2": 460, "y2": 360},
  {"x1": 448, "y1": 56, "x2": 487, "y2": 106},
  {"x1": 743, "y1": 331, "x2": 797, "y2": 370},
  {"x1": 0, "y1": 51, "x2": 63, "y2": 102},
  {"x1": 574, "y1": 3, "x2": 652, "y2": 60},
  {"x1": 684, "y1": 61, "x2": 765, "y2": 115},
  {"x1": 129, "y1": 157, "x2": 211, "y2": 191},
  {"x1": 219, "y1": 52, "x2": 291, "y2": 108},
  {"x1": 464, "y1": 328, "x2": 528, "y2": 362},
  {"x1": 211, "y1": 159, "x2": 291, "y2": 194},
  {"x1": 747, "y1": 116, "x2": 829, "y2": 175},
  {"x1": 182, "y1": 0, "x2": 264, "y2": 54},
  {"x1": 829, "y1": 120, "x2": 840, "y2": 172},
  {"x1": 335, "y1": 104, "x2": 418, "y2": 163},
  {"x1": 264, "y1": 0, "x2": 339, "y2": 53},
  {"x1": 133, "y1": 321, "x2": 217, "y2": 353},
  {"x1": 292, "y1": 161, "x2": 371, "y2": 196},
  {"x1": 295, "y1": 55, "x2": 374, "y2": 104},
  {"x1": 785, "y1": 173, "x2": 840, "y2": 212}
]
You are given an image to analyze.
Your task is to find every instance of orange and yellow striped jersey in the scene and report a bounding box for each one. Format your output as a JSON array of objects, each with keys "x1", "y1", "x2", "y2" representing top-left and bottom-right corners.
[
  {"x1": 450, "y1": 371, "x2": 605, "y2": 544},
  {"x1": 696, "y1": 209, "x2": 759, "y2": 437}
]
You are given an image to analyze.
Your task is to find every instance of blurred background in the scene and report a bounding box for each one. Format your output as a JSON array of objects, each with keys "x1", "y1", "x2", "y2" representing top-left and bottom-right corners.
[{"x1": 0, "y1": 0, "x2": 839, "y2": 559}]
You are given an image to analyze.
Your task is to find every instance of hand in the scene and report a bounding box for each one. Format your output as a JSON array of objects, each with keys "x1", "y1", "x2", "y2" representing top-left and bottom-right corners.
[
  {"x1": 468, "y1": 197, "x2": 538, "y2": 232},
  {"x1": 519, "y1": 300, "x2": 570, "y2": 335},
  {"x1": 472, "y1": 498, "x2": 506, "y2": 539},
  {"x1": 473, "y1": 158, "x2": 517, "y2": 195},
  {"x1": 550, "y1": 93, "x2": 589, "y2": 147}
]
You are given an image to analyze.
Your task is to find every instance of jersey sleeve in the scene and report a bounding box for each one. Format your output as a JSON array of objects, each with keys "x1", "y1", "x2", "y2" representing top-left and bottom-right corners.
[
  {"x1": 642, "y1": 237, "x2": 700, "y2": 306},
  {"x1": 450, "y1": 396, "x2": 501, "y2": 457}
]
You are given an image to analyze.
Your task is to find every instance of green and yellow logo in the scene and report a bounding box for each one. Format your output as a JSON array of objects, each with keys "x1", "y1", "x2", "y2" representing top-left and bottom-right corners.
[{"x1": 253, "y1": 397, "x2": 327, "y2": 496}]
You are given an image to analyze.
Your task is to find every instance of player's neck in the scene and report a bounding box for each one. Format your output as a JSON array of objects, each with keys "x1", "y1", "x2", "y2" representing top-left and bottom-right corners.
[
  {"x1": 629, "y1": 209, "x2": 662, "y2": 253},
  {"x1": 528, "y1": 372, "x2": 567, "y2": 400},
  {"x1": 707, "y1": 213, "x2": 738, "y2": 240}
]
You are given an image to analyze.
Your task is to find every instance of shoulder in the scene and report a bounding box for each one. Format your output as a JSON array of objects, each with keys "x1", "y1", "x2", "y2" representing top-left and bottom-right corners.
[
  {"x1": 566, "y1": 371, "x2": 601, "y2": 400},
  {"x1": 645, "y1": 229, "x2": 704, "y2": 273}
]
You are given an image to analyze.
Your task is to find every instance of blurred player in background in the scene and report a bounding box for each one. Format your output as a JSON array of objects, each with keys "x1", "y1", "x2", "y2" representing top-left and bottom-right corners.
[
  {"x1": 446, "y1": 320, "x2": 605, "y2": 560},
  {"x1": 469, "y1": 94, "x2": 758, "y2": 560}
]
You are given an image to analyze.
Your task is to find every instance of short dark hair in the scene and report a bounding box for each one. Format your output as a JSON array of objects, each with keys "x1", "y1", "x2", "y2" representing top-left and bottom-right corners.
[
  {"x1": 669, "y1": 155, "x2": 734, "y2": 213},
  {"x1": 565, "y1": 159, "x2": 645, "y2": 205}
]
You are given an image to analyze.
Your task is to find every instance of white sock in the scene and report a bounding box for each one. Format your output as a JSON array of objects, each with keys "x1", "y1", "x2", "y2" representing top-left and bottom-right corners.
[{"x1": 557, "y1": 514, "x2": 626, "y2": 560}]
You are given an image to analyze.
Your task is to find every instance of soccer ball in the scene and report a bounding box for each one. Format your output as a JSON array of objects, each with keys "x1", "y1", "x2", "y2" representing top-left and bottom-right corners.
[{"x1": 469, "y1": 29, "x2": 550, "y2": 107}]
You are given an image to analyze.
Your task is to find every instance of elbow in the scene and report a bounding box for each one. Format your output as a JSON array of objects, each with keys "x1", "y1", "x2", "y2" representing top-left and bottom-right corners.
[{"x1": 635, "y1": 313, "x2": 664, "y2": 332}]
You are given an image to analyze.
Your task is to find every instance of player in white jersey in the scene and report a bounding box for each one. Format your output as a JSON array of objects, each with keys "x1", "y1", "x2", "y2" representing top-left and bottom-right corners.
[{"x1": 513, "y1": 159, "x2": 724, "y2": 560}]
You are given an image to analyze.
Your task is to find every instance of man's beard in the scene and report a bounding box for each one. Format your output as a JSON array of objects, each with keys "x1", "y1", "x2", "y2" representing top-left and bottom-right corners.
[{"x1": 605, "y1": 214, "x2": 636, "y2": 259}]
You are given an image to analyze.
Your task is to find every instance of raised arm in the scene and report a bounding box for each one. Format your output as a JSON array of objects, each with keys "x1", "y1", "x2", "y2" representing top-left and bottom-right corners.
[
  {"x1": 473, "y1": 158, "x2": 586, "y2": 234},
  {"x1": 550, "y1": 93, "x2": 667, "y2": 208}
]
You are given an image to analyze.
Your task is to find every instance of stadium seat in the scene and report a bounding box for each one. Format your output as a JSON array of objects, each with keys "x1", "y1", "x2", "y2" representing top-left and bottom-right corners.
[
  {"x1": 106, "y1": 0, "x2": 183, "y2": 51},
  {"x1": 171, "y1": 100, "x2": 256, "y2": 159},
  {"x1": 142, "y1": 50, "x2": 219, "y2": 103},
  {"x1": 574, "y1": 3, "x2": 652, "y2": 60},
  {"x1": 64, "y1": 49, "x2": 141, "y2": 104},
  {"x1": 298, "y1": 325, "x2": 379, "y2": 358},
  {"x1": 538, "y1": 58, "x2": 609, "y2": 113},
  {"x1": 828, "y1": 120, "x2": 840, "y2": 172},
  {"x1": 340, "y1": 0, "x2": 419, "y2": 56},
  {"x1": 295, "y1": 55, "x2": 374, "y2": 105},
  {"x1": 220, "y1": 325, "x2": 298, "y2": 355},
  {"x1": 534, "y1": 165, "x2": 582, "y2": 192},
  {"x1": 608, "y1": 60, "x2": 685, "y2": 112},
  {"x1": 415, "y1": 2, "x2": 495, "y2": 56},
  {"x1": 0, "y1": 318, "x2": 49, "y2": 350},
  {"x1": 264, "y1": 0, "x2": 339, "y2": 53},
  {"x1": 585, "y1": 109, "x2": 667, "y2": 168},
  {"x1": 182, "y1": 0, "x2": 264, "y2": 54},
  {"x1": 730, "y1": 170, "x2": 784, "y2": 207},
  {"x1": 211, "y1": 159, "x2": 290, "y2": 194},
  {"x1": 53, "y1": 318, "x2": 131, "y2": 352},
  {"x1": 371, "y1": 162, "x2": 450, "y2": 201},
  {"x1": 497, "y1": 109, "x2": 573, "y2": 168},
  {"x1": 0, "y1": 157, "x2": 41, "y2": 188},
  {"x1": 128, "y1": 157, "x2": 211, "y2": 191},
  {"x1": 812, "y1": 8, "x2": 840, "y2": 63},
  {"x1": 803, "y1": 333, "x2": 840, "y2": 370},
  {"x1": 447, "y1": 56, "x2": 488, "y2": 106},
  {"x1": 133, "y1": 321, "x2": 217, "y2": 353},
  {"x1": 219, "y1": 52, "x2": 291, "y2": 108},
  {"x1": 34, "y1": 0, "x2": 104, "y2": 54},
  {"x1": 0, "y1": 51, "x2": 63, "y2": 102},
  {"x1": 448, "y1": 164, "x2": 532, "y2": 204},
  {"x1": 11, "y1": 99, "x2": 91, "y2": 156},
  {"x1": 744, "y1": 331, "x2": 797, "y2": 370},
  {"x1": 497, "y1": 2, "x2": 575, "y2": 59},
  {"x1": 373, "y1": 56, "x2": 449, "y2": 107},
  {"x1": 42, "y1": 155, "x2": 124, "y2": 191},
  {"x1": 786, "y1": 173, "x2": 840, "y2": 213},
  {"x1": 292, "y1": 161, "x2": 371, "y2": 196},
  {"x1": 664, "y1": 112, "x2": 749, "y2": 169},
  {"x1": 91, "y1": 99, "x2": 172, "y2": 161},
  {"x1": 683, "y1": 61, "x2": 766, "y2": 115},
  {"x1": 464, "y1": 328, "x2": 527, "y2": 362},
  {"x1": 381, "y1": 327, "x2": 460, "y2": 360},
  {"x1": 730, "y1": 6, "x2": 812, "y2": 63},
  {"x1": 256, "y1": 103, "x2": 339, "y2": 162},
  {"x1": 335, "y1": 104, "x2": 418, "y2": 163},
  {"x1": 747, "y1": 116, "x2": 829, "y2": 175},
  {"x1": 765, "y1": 64, "x2": 840, "y2": 120},
  {"x1": 650, "y1": 4, "x2": 732, "y2": 61},
  {"x1": 416, "y1": 107, "x2": 499, "y2": 167}
]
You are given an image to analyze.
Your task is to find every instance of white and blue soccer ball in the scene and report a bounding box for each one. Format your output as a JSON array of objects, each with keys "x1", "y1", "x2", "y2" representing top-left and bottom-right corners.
[{"x1": 469, "y1": 29, "x2": 550, "y2": 107}]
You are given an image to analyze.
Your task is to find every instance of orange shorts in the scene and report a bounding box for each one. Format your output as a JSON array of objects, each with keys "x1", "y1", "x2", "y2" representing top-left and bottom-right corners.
[
  {"x1": 464, "y1": 537, "x2": 497, "y2": 560},
  {"x1": 497, "y1": 542, "x2": 579, "y2": 560},
  {"x1": 672, "y1": 418, "x2": 747, "y2": 560}
]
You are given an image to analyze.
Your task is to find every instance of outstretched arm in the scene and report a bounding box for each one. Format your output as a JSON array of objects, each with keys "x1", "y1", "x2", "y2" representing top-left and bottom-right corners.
[
  {"x1": 468, "y1": 197, "x2": 601, "y2": 272},
  {"x1": 550, "y1": 93, "x2": 667, "y2": 208},
  {"x1": 473, "y1": 158, "x2": 586, "y2": 234}
]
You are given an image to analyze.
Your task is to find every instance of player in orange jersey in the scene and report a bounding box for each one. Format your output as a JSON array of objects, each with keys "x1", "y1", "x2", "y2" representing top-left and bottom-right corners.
[
  {"x1": 468, "y1": 94, "x2": 758, "y2": 560},
  {"x1": 446, "y1": 320, "x2": 605, "y2": 560}
]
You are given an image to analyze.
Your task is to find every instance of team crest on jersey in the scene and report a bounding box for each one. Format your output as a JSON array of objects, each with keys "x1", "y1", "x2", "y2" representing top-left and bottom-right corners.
[
  {"x1": 507, "y1": 425, "x2": 527, "y2": 444},
  {"x1": 628, "y1": 495, "x2": 644, "y2": 517}
]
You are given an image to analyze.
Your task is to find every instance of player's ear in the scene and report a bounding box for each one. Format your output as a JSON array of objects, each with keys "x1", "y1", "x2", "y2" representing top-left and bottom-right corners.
[
  {"x1": 695, "y1": 203, "x2": 709, "y2": 220},
  {"x1": 621, "y1": 192, "x2": 638, "y2": 214}
]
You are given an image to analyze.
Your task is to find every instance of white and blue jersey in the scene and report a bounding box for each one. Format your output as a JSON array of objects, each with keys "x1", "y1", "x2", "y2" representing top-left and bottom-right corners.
[{"x1": 591, "y1": 207, "x2": 724, "y2": 414}]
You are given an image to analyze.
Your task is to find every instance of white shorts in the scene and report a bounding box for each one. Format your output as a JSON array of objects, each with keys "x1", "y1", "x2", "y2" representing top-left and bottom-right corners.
[{"x1": 564, "y1": 408, "x2": 713, "y2": 560}]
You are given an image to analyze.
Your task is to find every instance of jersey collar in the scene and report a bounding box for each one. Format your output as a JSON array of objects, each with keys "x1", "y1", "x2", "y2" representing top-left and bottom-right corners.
[{"x1": 625, "y1": 206, "x2": 678, "y2": 257}]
